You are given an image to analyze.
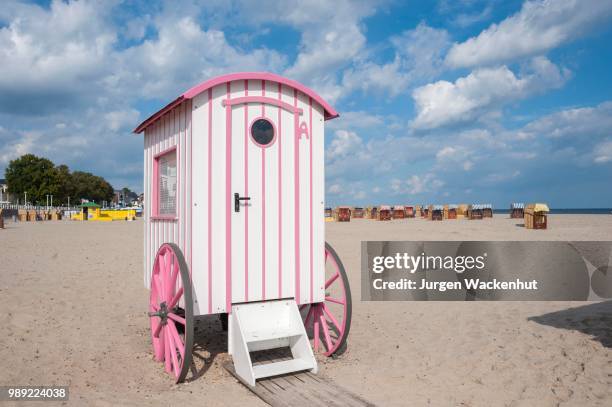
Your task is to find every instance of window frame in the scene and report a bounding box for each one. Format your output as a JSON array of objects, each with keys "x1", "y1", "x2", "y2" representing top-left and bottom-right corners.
[
  {"x1": 152, "y1": 146, "x2": 178, "y2": 220},
  {"x1": 249, "y1": 117, "x2": 277, "y2": 148}
]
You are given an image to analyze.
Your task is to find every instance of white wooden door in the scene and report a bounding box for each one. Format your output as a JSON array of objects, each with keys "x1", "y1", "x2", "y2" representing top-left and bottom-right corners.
[
  {"x1": 228, "y1": 80, "x2": 287, "y2": 304},
  {"x1": 226, "y1": 79, "x2": 324, "y2": 307}
]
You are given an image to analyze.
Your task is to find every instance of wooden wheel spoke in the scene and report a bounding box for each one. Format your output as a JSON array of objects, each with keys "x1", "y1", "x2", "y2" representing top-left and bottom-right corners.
[
  {"x1": 168, "y1": 312, "x2": 186, "y2": 325},
  {"x1": 303, "y1": 243, "x2": 352, "y2": 357},
  {"x1": 322, "y1": 303, "x2": 342, "y2": 333},
  {"x1": 304, "y1": 305, "x2": 314, "y2": 328},
  {"x1": 164, "y1": 328, "x2": 172, "y2": 373},
  {"x1": 320, "y1": 314, "x2": 333, "y2": 351},
  {"x1": 167, "y1": 320, "x2": 184, "y2": 360},
  {"x1": 165, "y1": 254, "x2": 173, "y2": 301},
  {"x1": 160, "y1": 257, "x2": 167, "y2": 297},
  {"x1": 313, "y1": 309, "x2": 320, "y2": 353},
  {"x1": 150, "y1": 244, "x2": 193, "y2": 383},
  {"x1": 168, "y1": 287, "x2": 184, "y2": 309},
  {"x1": 152, "y1": 274, "x2": 163, "y2": 300},
  {"x1": 153, "y1": 319, "x2": 163, "y2": 338},
  {"x1": 164, "y1": 252, "x2": 171, "y2": 275},
  {"x1": 325, "y1": 272, "x2": 340, "y2": 289},
  {"x1": 166, "y1": 326, "x2": 180, "y2": 377},
  {"x1": 171, "y1": 255, "x2": 179, "y2": 289},
  {"x1": 325, "y1": 296, "x2": 345, "y2": 305}
]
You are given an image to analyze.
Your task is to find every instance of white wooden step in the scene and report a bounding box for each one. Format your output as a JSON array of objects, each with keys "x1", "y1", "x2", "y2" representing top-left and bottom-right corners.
[
  {"x1": 229, "y1": 299, "x2": 318, "y2": 387},
  {"x1": 253, "y1": 359, "x2": 313, "y2": 379},
  {"x1": 244, "y1": 327, "x2": 304, "y2": 344}
]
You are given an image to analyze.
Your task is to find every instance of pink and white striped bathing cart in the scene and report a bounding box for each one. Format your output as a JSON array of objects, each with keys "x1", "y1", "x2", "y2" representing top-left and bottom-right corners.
[{"x1": 134, "y1": 72, "x2": 352, "y2": 386}]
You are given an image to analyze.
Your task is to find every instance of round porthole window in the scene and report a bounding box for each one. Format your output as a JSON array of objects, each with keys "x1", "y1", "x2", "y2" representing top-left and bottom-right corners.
[{"x1": 250, "y1": 118, "x2": 275, "y2": 147}]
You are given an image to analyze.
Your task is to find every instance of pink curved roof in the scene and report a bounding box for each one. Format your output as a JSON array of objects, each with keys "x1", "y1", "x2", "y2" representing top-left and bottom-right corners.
[{"x1": 134, "y1": 72, "x2": 339, "y2": 133}]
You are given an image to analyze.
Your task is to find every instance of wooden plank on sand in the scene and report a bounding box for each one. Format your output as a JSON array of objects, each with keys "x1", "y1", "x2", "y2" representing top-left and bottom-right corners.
[{"x1": 223, "y1": 358, "x2": 375, "y2": 407}]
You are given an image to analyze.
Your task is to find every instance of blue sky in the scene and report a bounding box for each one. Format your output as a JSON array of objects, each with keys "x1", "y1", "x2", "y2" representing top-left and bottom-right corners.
[{"x1": 1, "y1": 0, "x2": 611, "y2": 208}]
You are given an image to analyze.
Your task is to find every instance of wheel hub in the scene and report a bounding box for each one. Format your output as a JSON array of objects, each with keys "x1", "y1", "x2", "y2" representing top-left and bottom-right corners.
[{"x1": 149, "y1": 301, "x2": 169, "y2": 324}]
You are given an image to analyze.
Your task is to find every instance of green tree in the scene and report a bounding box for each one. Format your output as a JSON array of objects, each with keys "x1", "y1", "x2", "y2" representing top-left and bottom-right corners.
[
  {"x1": 121, "y1": 187, "x2": 138, "y2": 203},
  {"x1": 4, "y1": 154, "x2": 116, "y2": 206},
  {"x1": 55, "y1": 164, "x2": 73, "y2": 205},
  {"x1": 5, "y1": 154, "x2": 60, "y2": 204},
  {"x1": 70, "y1": 171, "x2": 114, "y2": 203}
]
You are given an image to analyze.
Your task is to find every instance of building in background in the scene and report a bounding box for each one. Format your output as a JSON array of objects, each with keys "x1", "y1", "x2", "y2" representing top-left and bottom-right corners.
[{"x1": 0, "y1": 179, "x2": 11, "y2": 203}]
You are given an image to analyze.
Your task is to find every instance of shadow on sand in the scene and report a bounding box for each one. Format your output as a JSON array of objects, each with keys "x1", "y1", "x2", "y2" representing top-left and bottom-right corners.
[
  {"x1": 528, "y1": 301, "x2": 612, "y2": 348},
  {"x1": 186, "y1": 314, "x2": 228, "y2": 382}
]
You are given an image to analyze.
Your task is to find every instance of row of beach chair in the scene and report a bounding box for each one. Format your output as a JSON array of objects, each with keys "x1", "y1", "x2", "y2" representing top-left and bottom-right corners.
[{"x1": 325, "y1": 203, "x2": 549, "y2": 229}]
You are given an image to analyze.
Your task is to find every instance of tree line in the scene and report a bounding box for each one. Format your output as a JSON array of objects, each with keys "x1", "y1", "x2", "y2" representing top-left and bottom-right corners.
[{"x1": 4, "y1": 154, "x2": 115, "y2": 206}]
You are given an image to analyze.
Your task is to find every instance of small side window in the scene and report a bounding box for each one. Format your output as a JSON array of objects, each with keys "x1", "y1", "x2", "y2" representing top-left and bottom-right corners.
[{"x1": 155, "y1": 149, "x2": 177, "y2": 216}]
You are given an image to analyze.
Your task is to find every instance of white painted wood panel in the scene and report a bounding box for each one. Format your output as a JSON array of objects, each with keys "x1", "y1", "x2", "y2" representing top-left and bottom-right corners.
[
  {"x1": 230, "y1": 79, "x2": 246, "y2": 304},
  {"x1": 280, "y1": 84, "x2": 296, "y2": 300},
  {"x1": 296, "y1": 91, "x2": 311, "y2": 304},
  {"x1": 246, "y1": 80, "x2": 263, "y2": 303},
  {"x1": 263, "y1": 80, "x2": 280, "y2": 301},
  {"x1": 191, "y1": 91, "x2": 210, "y2": 316},
  {"x1": 311, "y1": 104, "x2": 325, "y2": 303},
  {"x1": 143, "y1": 77, "x2": 330, "y2": 316}
]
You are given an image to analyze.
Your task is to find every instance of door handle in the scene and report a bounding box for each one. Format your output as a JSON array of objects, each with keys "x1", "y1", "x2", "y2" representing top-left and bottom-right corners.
[{"x1": 234, "y1": 193, "x2": 251, "y2": 212}]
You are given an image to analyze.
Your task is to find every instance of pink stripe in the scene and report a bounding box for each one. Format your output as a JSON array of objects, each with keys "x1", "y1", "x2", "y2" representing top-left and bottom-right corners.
[
  {"x1": 309, "y1": 97, "x2": 313, "y2": 304},
  {"x1": 262, "y1": 148, "x2": 266, "y2": 300},
  {"x1": 179, "y1": 103, "x2": 185, "y2": 252},
  {"x1": 174, "y1": 108, "x2": 178, "y2": 244},
  {"x1": 146, "y1": 131, "x2": 150, "y2": 279},
  {"x1": 225, "y1": 82, "x2": 232, "y2": 312},
  {"x1": 244, "y1": 80, "x2": 249, "y2": 302},
  {"x1": 182, "y1": 104, "x2": 186, "y2": 259},
  {"x1": 223, "y1": 96, "x2": 303, "y2": 115},
  {"x1": 153, "y1": 145, "x2": 177, "y2": 159},
  {"x1": 261, "y1": 80, "x2": 266, "y2": 300},
  {"x1": 154, "y1": 122, "x2": 159, "y2": 272},
  {"x1": 293, "y1": 89, "x2": 300, "y2": 304},
  {"x1": 189, "y1": 100, "x2": 193, "y2": 276},
  {"x1": 152, "y1": 149, "x2": 160, "y2": 216},
  {"x1": 207, "y1": 90, "x2": 212, "y2": 314},
  {"x1": 277, "y1": 82, "x2": 282, "y2": 298}
]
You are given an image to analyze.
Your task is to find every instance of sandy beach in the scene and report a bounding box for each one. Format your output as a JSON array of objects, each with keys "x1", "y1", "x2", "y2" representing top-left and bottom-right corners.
[{"x1": 1, "y1": 215, "x2": 610, "y2": 406}]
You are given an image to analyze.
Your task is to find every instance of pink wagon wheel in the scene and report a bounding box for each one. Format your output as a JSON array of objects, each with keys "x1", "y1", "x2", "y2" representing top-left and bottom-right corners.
[
  {"x1": 301, "y1": 242, "x2": 352, "y2": 357},
  {"x1": 149, "y1": 243, "x2": 194, "y2": 383}
]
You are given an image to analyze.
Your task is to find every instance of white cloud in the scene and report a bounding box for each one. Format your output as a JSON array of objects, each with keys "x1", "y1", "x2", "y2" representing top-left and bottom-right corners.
[
  {"x1": 342, "y1": 23, "x2": 450, "y2": 97},
  {"x1": 280, "y1": 0, "x2": 380, "y2": 102},
  {"x1": 436, "y1": 146, "x2": 459, "y2": 160},
  {"x1": 484, "y1": 170, "x2": 521, "y2": 184},
  {"x1": 104, "y1": 109, "x2": 140, "y2": 132},
  {"x1": 0, "y1": 131, "x2": 41, "y2": 166},
  {"x1": 328, "y1": 183, "x2": 343, "y2": 194},
  {"x1": 446, "y1": 0, "x2": 612, "y2": 68},
  {"x1": 517, "y1": 101, "x2": 612, "y2": 139},
  {"x1": 593, "y1": 140, "x2": 612, "y2": 164},
  {"x1": 327, "y1": 130, "x2": 365, "y2": 160},
  {"x1": 327, "y1": 111, "x2": 386, "y2": 131},
  {"x1": 411, "y1": 57, "x2": 570, "y2": 129},
  {"x1": 391, "y1": 174, "x2": 445, "y2": 195},
  {"x1": 452, "y1": 5, "x2": 493, "y2": 28},
  {"x1": 436, "y1": 145, "x2": 476, "y2": 172},
  {"x1": 123, "y1": 16, "x2": 286, "y2": 100},
  {"x1": 0, "y1": 0, "x2": 117, "y2": 114},
  {"x1": 0, "y1": 1, "x2": 288, "y2": 113}
]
